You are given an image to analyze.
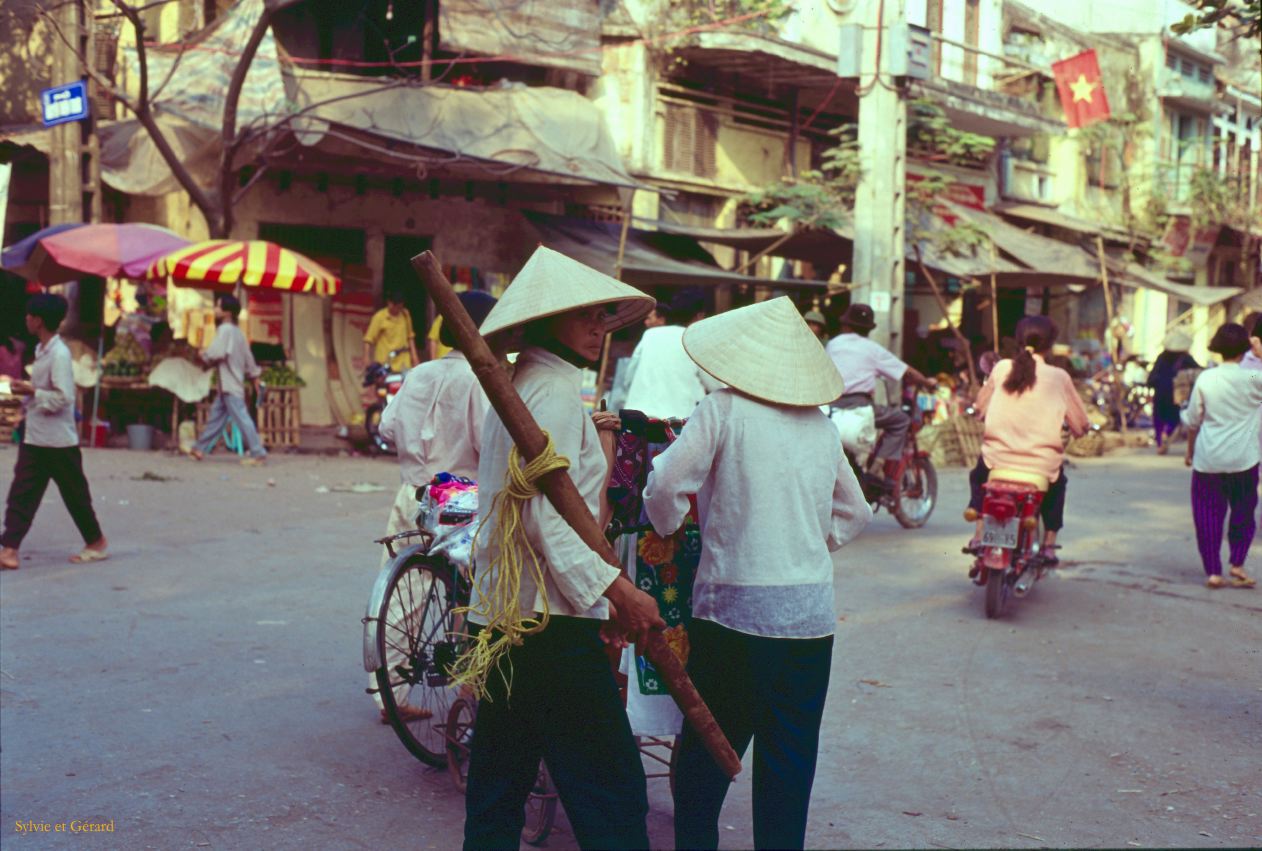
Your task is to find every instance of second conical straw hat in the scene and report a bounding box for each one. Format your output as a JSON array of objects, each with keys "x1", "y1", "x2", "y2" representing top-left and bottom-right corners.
[
  {"x1": 478, "y1": 246, "x2": 654, "y2": 342},
  {"x1": 683, "y1": 296, "x2": 845, "y2": 407}
]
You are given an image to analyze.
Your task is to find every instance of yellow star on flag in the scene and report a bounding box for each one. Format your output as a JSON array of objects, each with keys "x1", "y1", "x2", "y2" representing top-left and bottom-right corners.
[{"x1": 1069, "y1": 74, "x2": 1097, "y2": 103}]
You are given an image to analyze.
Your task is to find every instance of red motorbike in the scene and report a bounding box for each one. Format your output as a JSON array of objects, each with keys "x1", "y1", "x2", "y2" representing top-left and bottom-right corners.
[{"x1": 965, "y1": 468, "x2": 1051, "y2": 619}]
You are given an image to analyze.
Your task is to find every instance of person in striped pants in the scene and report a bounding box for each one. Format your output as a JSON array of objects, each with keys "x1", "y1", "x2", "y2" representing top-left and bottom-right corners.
[{"x1": 1182, "y1": 323, "x2": 1262, "y2": 589}]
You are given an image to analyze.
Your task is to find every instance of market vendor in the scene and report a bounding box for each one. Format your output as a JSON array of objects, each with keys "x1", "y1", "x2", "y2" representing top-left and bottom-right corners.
[
  {"x1": 456, "y1": 246, "x2": 663, "y2": 850},
  {"x1": 643, "y1": 296, "x2": 871, "y2": 851}
]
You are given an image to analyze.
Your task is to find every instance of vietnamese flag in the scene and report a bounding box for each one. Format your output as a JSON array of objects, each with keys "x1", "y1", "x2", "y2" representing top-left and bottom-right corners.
[{"x1": 1051, "y1": 49, "x2": 1112, "y2": 128}]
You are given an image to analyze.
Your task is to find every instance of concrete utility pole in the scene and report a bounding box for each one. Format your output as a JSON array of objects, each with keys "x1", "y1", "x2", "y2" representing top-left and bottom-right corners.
[
  {"x1": 851, "y1": 0, "x2": 908, "y2": 354},
  {"x1": 49, "y1": 1, "x2": 85, "y2": 227}
]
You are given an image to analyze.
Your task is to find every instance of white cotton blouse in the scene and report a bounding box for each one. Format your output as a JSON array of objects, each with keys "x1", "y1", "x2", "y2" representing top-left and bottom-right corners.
[
  {"x1": 1182, "y1": 361, "x2": 1262, "y2": 474},
  {"x1": 469, "y1": 347, "x2": 621, "y2": 625},
  {"x1": 643, "y1": 389, "x2": 872, "y2": 639}
]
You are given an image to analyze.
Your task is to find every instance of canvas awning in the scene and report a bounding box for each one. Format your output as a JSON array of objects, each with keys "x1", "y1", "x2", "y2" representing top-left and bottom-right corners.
[
  {"x1": 1113, "y1": 261, "x2": 1242, "y2": 307},
  {"x1": 0, "y1": 125, "x2": 54, "y2": 155},
  {"x1": 524, "y1": 213, "x2": 825, "y2": 289},
  {"x1": 944, "y1": 202, "x2": 1103, "y2": 284},
  {"x1": 290, "y1": 76, "x2": 640, "y2": 189},
  {"x1": 636, "y1": 218, "x2": 851, "y2": 264},
  {"x1": 993, "y1": 201, "x2": 1133, "y2": 242}
]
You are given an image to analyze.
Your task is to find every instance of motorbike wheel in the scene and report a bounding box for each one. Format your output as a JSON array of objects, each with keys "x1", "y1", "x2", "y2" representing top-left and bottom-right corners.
[
  {"x1": 984, "y1": 567, "x2": 1008, "y2": 619},
  {"x1": 364, "y1": 404, "x2": 386, "y2": 453},
  {"x1": 892, "y1": 455, "x2": 937, "y2": 529}
]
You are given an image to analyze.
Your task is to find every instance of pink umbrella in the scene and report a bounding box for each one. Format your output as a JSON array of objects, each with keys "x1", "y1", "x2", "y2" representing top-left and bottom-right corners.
[{"x1": 35, "y1": 223, "x2": 193, "y2": 280}]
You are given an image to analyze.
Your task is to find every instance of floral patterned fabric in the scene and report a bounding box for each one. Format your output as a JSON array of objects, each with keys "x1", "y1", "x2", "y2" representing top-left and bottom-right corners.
[{"x1": 611, "y1": 422, "x2": 700, "y2": 734}]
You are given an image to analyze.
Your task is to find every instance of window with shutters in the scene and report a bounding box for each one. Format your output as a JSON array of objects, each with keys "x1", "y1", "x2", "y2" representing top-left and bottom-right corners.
[{"x1": 662, "y1": 102, "x2": 718, "y2": 179}]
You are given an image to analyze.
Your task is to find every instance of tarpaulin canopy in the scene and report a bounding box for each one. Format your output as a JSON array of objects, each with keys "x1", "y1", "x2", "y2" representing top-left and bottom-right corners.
[
  {"x1": 1112, "y1": 260, "x2": 1242, "y2": 307},
  {"x1": 943, "y1": 202, "x2": 1103, "y2": 284},
  {"x1": 638, "y1": 218, "x2": 851, "y2": 265},
  {"x1": 992, "y1": 201, "x2": 1133, "y2": 242},
  {"x1": 524, "y1": 213, "x2": 826, "y2": 289},
  {"x1": 289, "y1": 76, "x2": 640, "y2": 188}
]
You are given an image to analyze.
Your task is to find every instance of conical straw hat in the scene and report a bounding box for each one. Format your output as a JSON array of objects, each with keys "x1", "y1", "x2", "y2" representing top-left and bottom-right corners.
[
  {"x1": 478, "y1": 246, "x2": 654, "y2": 343},
  {"x1": 683, "y1": 296, "x2": 845, "y2": 406}
]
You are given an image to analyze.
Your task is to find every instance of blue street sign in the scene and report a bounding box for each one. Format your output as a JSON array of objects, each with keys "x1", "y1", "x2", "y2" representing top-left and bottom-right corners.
[{"x1": 40, "y1": 81, "x2": 89, "y2": 127}]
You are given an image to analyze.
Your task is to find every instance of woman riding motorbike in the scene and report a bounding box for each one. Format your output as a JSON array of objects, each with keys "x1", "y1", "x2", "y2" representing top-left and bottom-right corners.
[{"x1": 967, "y1": 316, "x2": 1090, "y2": 565}]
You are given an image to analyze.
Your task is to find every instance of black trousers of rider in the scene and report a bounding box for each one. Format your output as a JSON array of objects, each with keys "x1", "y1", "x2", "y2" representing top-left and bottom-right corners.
[
  {"x1": 673, "y1": 618, "x2": 833, "y2": 851},
  {"x1": 968, "y1": 457, "x2": 1068, "y2": 532},
  {"x1": 463, "y1": 617, "x2": 649, "y2": 850}
]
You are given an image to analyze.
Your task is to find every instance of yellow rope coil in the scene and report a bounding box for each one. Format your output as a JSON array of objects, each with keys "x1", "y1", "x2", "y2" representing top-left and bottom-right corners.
[{"x1": 449, "y1": 431, "x2": 570, "y2": 700}]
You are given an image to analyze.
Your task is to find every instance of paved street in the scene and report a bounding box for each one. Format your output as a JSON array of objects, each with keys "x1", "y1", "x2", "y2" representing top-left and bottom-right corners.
[{"x1": 1, "y1": 444, "x2": 1259, "y2": 849}]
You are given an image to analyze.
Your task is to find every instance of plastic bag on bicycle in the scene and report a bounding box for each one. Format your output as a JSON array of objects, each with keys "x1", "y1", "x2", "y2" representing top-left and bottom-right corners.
[{"x1": 415, "y1": 473, "x2": 479, "y2": 570}]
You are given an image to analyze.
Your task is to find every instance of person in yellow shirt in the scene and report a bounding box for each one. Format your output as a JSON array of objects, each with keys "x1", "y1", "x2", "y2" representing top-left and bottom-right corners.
[
  {"x1": 426, "y1": 315, "x2": 452, "y2": 362},
  {"x1": 362, "y1": 291, "x2": 419, "y2": 371}
]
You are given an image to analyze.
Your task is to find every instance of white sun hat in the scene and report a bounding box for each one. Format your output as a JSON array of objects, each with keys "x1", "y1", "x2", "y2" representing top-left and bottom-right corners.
[
  {"x1": 683, "y1": 296, "x2": 845, "y2": 407},
  {"x1": 478, "y1": 246, "x2": 655, "y2": 344}
]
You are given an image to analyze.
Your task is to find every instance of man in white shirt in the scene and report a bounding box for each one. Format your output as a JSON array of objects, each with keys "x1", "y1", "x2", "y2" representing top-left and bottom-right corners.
[
  {"x1": 188, "y1": 296, "x2": 266, "y2": 464},
  {"x1": 1, "y1": 294, "x2": 108, "y2": 570},
  {"x1": 622, "y1": 289, "x2": 718, "y2": 419},
  {"x1": 826, "y1": 303, "x2": 935, "y2": 471}
]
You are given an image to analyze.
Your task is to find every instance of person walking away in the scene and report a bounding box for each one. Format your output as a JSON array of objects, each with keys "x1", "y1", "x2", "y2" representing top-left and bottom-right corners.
[
  {"x1": 188, "y1": 296, "x2": 267, "y2": 465},
  {"x1": 826, "y1": 303, "x2": 937, "y2": 483},
  {"x1": 456, "y1": 247, "x2": 664, "y2": 850},
  {"x1": 1181, "y1": 323, "x2": 1262, "y2": 589},
  {"x1": 966, "y1": 316, "x2": 1090, "y2": 566},
  {"x1": 370, "y1": 292, "x2": 496, "y2": 724},
  {"x1": 0, "y1": 294, "x2": 108, "y2": 570},
  {"x1": 1147, "y1": 331, "x2": 1199, "y2": 455},
  {"x1": 622, "y1": 288, "x2": 719, "y2": 420},
  {"x1": 643, "y1": 296, "x2": 871, "y2": 850},
  {"x1": 362, "y1": 290, "x2": 419, "y2": 372}
]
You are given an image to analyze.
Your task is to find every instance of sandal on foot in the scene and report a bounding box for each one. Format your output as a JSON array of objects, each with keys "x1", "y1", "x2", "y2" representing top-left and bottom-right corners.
[
  {"x1": 69, "y1": 548, "x2": 109, "y2": 565},
  {"x1": 188, "y1": 448, "x2": 204, "y2": 461},
  {"x1": 0, "y1": 555, "x2": 18, "y2": 570},
  {"x1": 1228, "y1": 568, "x2": 1256, "y2": 588},
  {"x1": 1206, "y1": 575, "x2": 1226, "y2": 589}
]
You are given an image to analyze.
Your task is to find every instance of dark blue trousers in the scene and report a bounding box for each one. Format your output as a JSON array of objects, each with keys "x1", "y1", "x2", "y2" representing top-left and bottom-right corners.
[
  {"x1": 463, "y1": 617, "x2": 649, "y2": 850},
  {"x1": 673, "y1": 617, "x2": 833, "y2": 851}
]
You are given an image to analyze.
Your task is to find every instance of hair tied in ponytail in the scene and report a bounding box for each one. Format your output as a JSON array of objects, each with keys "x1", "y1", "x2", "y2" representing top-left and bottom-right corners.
[{"x1": 1004, "y1": 315, "x2": 1058, "y2": 396}]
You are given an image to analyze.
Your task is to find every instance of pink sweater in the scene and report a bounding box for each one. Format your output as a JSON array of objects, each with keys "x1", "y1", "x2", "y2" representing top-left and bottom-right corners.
[{"x1": 976, "y1": 355, "x2": 1090, "y2": 482}]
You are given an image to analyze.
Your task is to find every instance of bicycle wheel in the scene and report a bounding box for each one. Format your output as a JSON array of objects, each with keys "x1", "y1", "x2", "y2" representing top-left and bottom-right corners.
[
  {"x1": 446, "y1": 698, "x2": 477, "y2": 794},
  {"x1": 522, "y1": 761, "x2": 559, "y2": 847},
  {"x1": 893, "y1": 455, "x2": 937, "y2": 529},
  {"x1": 375, "y1": 555, "x2": 461, "y2": 766}
]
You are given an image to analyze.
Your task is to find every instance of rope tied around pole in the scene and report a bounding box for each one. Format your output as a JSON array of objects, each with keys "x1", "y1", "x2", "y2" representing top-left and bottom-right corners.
[{"x1": 449, "y1": 431, "x2": 571, "y2": 700}]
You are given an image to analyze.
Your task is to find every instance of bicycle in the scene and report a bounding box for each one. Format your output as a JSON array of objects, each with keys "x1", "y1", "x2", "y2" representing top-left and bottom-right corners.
[
  {"x1": 362, "y1": 513, "x2": 558, "y2": 845},
  {"x1": 844, "y1": 402, "x2": 938, "y2": 528}
]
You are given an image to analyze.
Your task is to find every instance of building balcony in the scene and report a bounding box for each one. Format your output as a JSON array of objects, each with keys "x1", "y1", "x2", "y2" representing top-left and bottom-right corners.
[
  {"x1": 910, "y1": 34, "x2": 1063, "y2": 139},
  {"x1": 1157, "y1": 65, "x2": 1217, "y2": 112}
]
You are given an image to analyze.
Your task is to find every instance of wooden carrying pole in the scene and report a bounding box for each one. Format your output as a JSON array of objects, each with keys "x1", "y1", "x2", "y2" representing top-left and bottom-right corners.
[{"x1": 410, "y1": 250, "x2": 742, "y2": 781}]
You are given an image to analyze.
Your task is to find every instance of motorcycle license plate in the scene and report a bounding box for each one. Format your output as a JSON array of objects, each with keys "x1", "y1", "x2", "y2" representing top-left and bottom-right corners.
[{"x1": 981, "y1": 516, "x2": 1018, "y2": 549}]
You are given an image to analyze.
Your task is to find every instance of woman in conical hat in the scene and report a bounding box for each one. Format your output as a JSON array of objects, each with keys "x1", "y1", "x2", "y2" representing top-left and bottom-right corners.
[
  {"x1": 458, "y1": 246, "x2": 664, "y2": 850},
  {"x1": 642, "y1": 296, "x2": 872, "y2": 850}
]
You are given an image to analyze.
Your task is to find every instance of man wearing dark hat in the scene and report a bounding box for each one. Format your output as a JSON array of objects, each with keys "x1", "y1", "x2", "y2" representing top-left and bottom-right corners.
[
  {"x1": 622, "y1": 287, "x2": 719, "y2": 419},
  {"x1": 826, "y1": 304, "x2": 936, "y2": 475}
]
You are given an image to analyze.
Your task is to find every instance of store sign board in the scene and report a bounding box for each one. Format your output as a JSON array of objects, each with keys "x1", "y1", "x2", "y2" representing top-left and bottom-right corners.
[{"x1": 40, "y1": 82, "x2": 88, "y2": 127}]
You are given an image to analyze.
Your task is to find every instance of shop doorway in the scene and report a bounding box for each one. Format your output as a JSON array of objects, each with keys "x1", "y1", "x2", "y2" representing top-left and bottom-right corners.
[{"x1": 384, "y1": 234, "x2": 434, "y2": 355}]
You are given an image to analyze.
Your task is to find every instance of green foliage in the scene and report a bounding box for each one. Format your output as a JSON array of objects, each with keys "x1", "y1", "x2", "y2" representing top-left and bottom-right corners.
[
  {"x1": 744, "y1": 125, "x2": 858, "y2": 230},
  {"x1": 907, "y1": 100, "x2": 994, "y2": 166},
  {"x1": 1171, "y1": 0, "x2": 1260, "y2": 39}
]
